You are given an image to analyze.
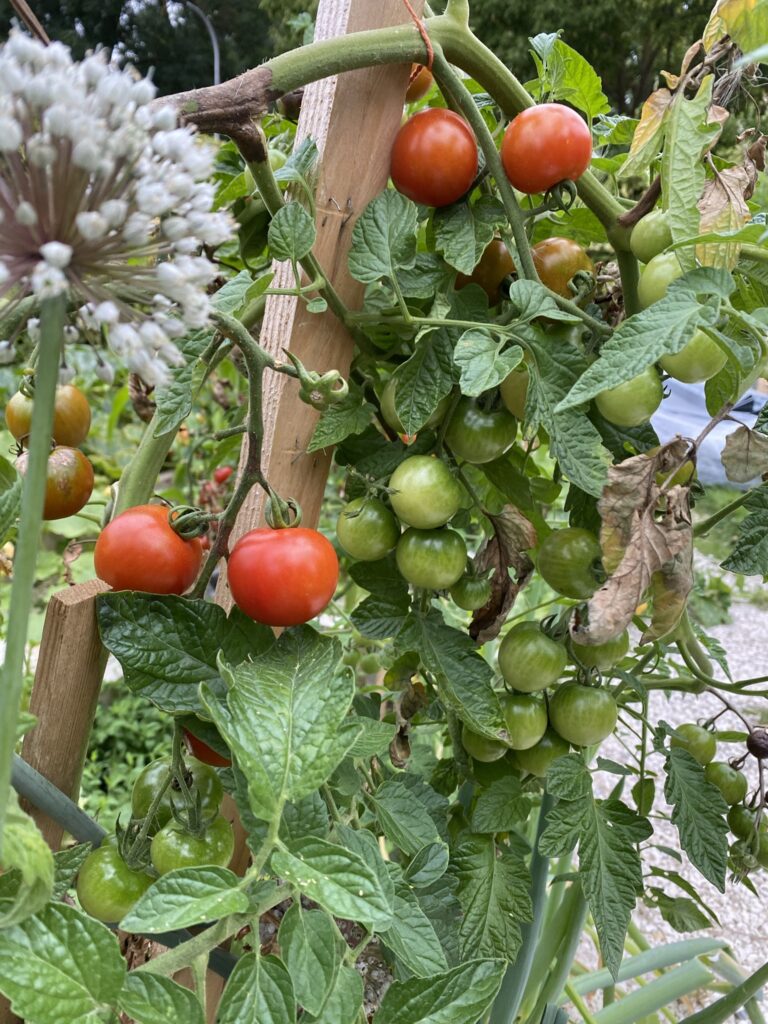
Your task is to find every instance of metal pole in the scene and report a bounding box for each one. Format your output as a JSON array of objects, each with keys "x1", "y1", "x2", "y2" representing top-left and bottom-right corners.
[{"x1": 185, "y1": 1, "x2": 221, "y2": 86}]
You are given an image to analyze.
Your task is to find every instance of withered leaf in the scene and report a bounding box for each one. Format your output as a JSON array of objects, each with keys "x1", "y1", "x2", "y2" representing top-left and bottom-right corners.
[
  {"x1": 571, "y1": 440, "x2": 693, "y2": 645},
  {"x1": 469, "y1": 505, "x2": 537, "y2": 644},
  {"x1": 697, "y1": 134, "x2": 763, "y2": 268},
  {"x1": 721, "y1": 425, "x2": 768, "y2": 483}
]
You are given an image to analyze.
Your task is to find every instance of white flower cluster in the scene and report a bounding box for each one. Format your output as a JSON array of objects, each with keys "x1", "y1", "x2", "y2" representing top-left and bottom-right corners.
[{"x1": 0, "y1": 32, "x2": 234, "y2": 386}]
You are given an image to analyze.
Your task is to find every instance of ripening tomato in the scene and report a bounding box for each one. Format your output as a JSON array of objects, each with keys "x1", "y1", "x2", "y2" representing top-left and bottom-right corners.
[
  {"x1": 444, "y1": 397, "x2": 517, "y2": 464},
  {"x1": 16, "y1": 445, "x2": 94, "y2": 520},
  {"x1": 6, "y1": 383, "x2": 92, "y2": 448},
  {"x1": 213, "y1": 466, "x2": 233, "y2": 485},
  {"x1": 462, "y1": 725, "x2": 508, "y2": 762},
  {"x1": 228, "y1": 526, "x2": 338, "y2": 626},
  {"x1": 150, "y1": 815, "x2": 234, "y2": 875},
  {"x1": 76, "y1": 845, "x2": 153, "y2": 924},
  {"x1": 456, "y1": 239, "x2": 516, "y2": 304},
  {"x1": 498, "y1": 622, "x2": 567, "y2": 693},
  {"x1": 501, "y1": 104, "x2": 592, "y2": 195},
  {"x1": 390, "y1": 108, "x2": 478, "y2": 208},
  {"x1": 629, "y1": 210, "x2": 672, "y2": 264},
  {"x1": 531, "y1": 237, "x2": 594, "y2": 299},
  {"x1": 659, "y1": 329, "x2": 726, "y2": 383},
  {"x1": 499, "y1": 368, "x2": 529, "y2": 420},
  {"x1": 183, "y1": 726, "x2": 232, "y2": 768},
  {"x1": 594, "y1": 367, "x2": 663, "y2": 428},
  {"x1": 388, "y1": 455, "x2": 463, "y2": 529},
  {"x1": 548, "y1": 684, "x2": 618, "y2": 746},
  {"x1": 95, "y1": 504, "x2": 203, "y2": 594},
  {"x1": 405, "y1": 65, "x2": 433, "y2": 103},
  {"x1": 537, "y1": 528, "x2": 602, "y2": 600},
  {"x1": 336, "y1": 497, "x2": 400, "y2": 561},
  {"x1": 396, "y1": 527, "x2": 467, "y2": 589},
  {"x1": 637, "y1": 252, "x2": 683, "y2": 308}
]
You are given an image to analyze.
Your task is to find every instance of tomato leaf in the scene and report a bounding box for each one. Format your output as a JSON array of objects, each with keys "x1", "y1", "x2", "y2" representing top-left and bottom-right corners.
[
  {"x1": 432, "y1": 196, "x2": 505, "y2": 275},
  {"x1": 201, "y1": 626, "x2": 359, "y2": 822},
  {"x1": 120, "y1": 867, "x2": 250, "y2": 933},
  {"x1": 0, "y1": 453, "x2": 21, "y2": 546},
  {"x1": 404, "y1": 842, "x2": 450, "y2": 888},
  {"x1": 529, "y1": 35, "x2": 610, "y2": 122},
  {"x1": 350, "y1": 556, "x2": 412, "y2": 640},
  {"x1": 469, "y1": 505, "x2": 537, "y2": 643},
  {"x1": 302, "y1": 965, "x2": 363, "y2": 1024},
  {"x1": 653, "y1": 890, "x2": 712, "y2": 933},
  {"x1": 454, "y1": 328, "x2": 523, "y2": 397},
  {"x1": 721, "y1": 482, "x2": 768, "y2": 575},
  {"x1": 268, "y1": 201, "x2": 316, "y2": 261},
  {"x1": 370, "y1": 779, "x2": 442, "y2": 855},
  {"x1": 118, "y1": 972, "x2": 205, "y2": 1024},
  {"x1": 0, "y1": 903, "x2": 125, "y2": 1024},
  {"x1": 664, "y1": 747, "x2": 729, "y2": 891},
  {"x1": 217, "y1": 952, "x2": 295, "y2": 1024},
  {"x1": 619, "y1": 87, "x2": 672, "y2": 180},
  {"x1": 379, "y1": 875, "x2": 449, "y2": 978},
  {"x1": 278, "y1": 904, "x2": 342, "y2": 1017},
  {"x1": 470, "y1": 776, "x2": 532, "y2": 834},
  {"x1": 348, "y1": 191, "x2": 418, "y2": 284},
  {"x1": 0, "y1": 792, "x2": 53, "y2": 929},
  {"x1": 720, "y1": 425, "x2": 768, "y2": 482},
  {"x1": 392, "y1": 328, "x2": 455, "y2": 433},
  {"x1": 308, "y1": 380, "x2": 375, "y2": 453},
  {"x1": 372, "y1": 958, "x2": 506, "y2": 1024}
]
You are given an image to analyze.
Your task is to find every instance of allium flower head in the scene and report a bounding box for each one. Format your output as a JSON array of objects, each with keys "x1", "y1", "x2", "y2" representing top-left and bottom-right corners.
[{"x1": 0, "y1": 32, "x2": 234, "y2": 385}]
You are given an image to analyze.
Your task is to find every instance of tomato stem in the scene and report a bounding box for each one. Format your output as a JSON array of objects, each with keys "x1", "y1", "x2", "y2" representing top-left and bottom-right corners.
[{"x1": 0, "y1": 294, "x2": 65, "y2": 852}]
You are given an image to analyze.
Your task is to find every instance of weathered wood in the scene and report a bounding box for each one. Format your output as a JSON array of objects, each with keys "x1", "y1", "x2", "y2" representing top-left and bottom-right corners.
[{"x1": 20, "y1": 578, "x2": 109, "y2": 851}]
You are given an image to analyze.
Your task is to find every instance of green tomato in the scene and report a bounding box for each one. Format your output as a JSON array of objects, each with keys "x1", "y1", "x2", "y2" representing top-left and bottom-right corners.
[
  {"x1": 76, "y1": 845, "x2": 153, "y2": 924},
  {"x1": 704, "y1": 762, "x2": 748, "y2": 805},
  {"x1": 538, "y1": 528, "x2": 602, "y2": 600},
  {"x1": 512, "y1": 728, "x2": 570, "y2": 777},
  {"x1": 571, "y1": 630, "x2": 630, "y2": 672},
  {"x1": 358, "y1": 652, "x2": 381, "y2": 674},
  {"x1": 388, "y1": 455, "x2": 463, "y2": 529},
  {"x1": 336, "y1": 497, "x2": 399, "y2": 561},
  {"x1": 498, "y1": 622, "x2": 567, "y2": 693},
  {"x1": 269, "y1": 148, "x2": 288, "y2": 172},
  {"x1": 499, "y1": 368, "x2": 529, "y2": 420},
  {"x1": 727, "y1": 804, "x2": 758, "y2": 840},
  {"x1": 444, "y1": 397, "x2": 517, "y2": 464},
  {"x1": 671, "y1": 723, "x2": 716, "y2": 765},
  {"x1": 380, "y1": 377, "x2": 451, "y2": 435},
  {"x1": 594, "y1": 366, "x2": 663, "y2": 428},
  {"x1": 396, "y1": 527, "x2": 467, "y2": 589},
  {"x1": 500, "y1": 693, "x2": 548, "y2": 750},
  {"x1": 659, "y1": 329, "x2": 727, "y2": 384},
  {"x1": 548, "y1": 684, "x2": 618, "y2": 747},
  {"x1": 462, "y1": 725, "x2": 508, "y2": 762},
  {"x1": 629, "y1": 210, "x2": 672, "y2": 264},
  {"x1": 131, "y1": 757, "x2": 223, "y2": 830},
  {"x1": 632, "y1": 778, "x2": 655, "y2": 816},
  {"x1": 450, "y1": 575, "x2": 492, "y2": 611},
  {"x1": 150, "y1": 815, "x2": 235, "y2": 875},
  {"x1": 637, "y1": 251, "x2": 684, "y2": 308}
]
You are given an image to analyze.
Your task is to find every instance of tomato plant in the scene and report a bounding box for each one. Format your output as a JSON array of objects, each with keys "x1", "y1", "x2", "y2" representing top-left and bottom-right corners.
[
  {"x1": 449, "y1": 573, "x2": 491, "y2": 610},
  {"x1": 670, "y1": 723, "x2": 717, "y2": 765},
  {"x1": 462, "y1": 725, "x2": 507, "y2": 762},
  {"x1": 5, "y1": 384, "x2": 91, "y2": 447},
  {"x1": 390, "y1": 108, "x2": 478, "y2": 207},
  {"x1": 16, "y1": 445, "x2": 94, "y2": 520},
  {"x1": 594, "y1": 366, "x2": 663, "y2": 428},
  {"x1": 537, "y1": 527, "x2": 602, "y2": 600},
  {"x1": 379, "y1": 377, "x2": 451, "y2": 434},
  {"x1": 228, "y1": 526, "x2": 338, "y2": 626},
  {"x1": 548, "y1": 684, "x2": 618, "y2": 746},
  {"x1": 76, "y1": 844, "x2": 153, "y2": 924},
  {"x1": 499, "y1": 367, "x2": 529, "y2": 419},
  {"x1": 498, "y1": 621, "x2": 567, "y2": 692},
  {"x1": 531, "y1": 237, "x2": 594, "y2": 299},
  {"x1": 395, "y1": 526, "x2": 466, "y2": 589},
  {"x1": 94, "y1": 504, "x2": 203, "y2": 594},
  {"x1": 444, "y1": 396, "x2": 517, "y2": 464},
  {"x1": 501, "y1": 103, "x2": 592, "y2": 195},
  {"x1": 704, "y1": 762, "x2": 748, "y2": 805},
  {"x1": 131, "y1": 756, "x2": 223, "y2": 829},
  {"x1": 388, "y1": 455, "x2": 462, "y2": 529},
  {"x1": 150, "y1": 815, "x2": 234, "y2": 874}
]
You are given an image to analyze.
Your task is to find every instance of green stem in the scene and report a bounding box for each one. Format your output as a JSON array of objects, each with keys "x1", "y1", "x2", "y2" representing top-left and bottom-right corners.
[
  {"x1": 113, "y1": 410, "x2": 179, "y2": 516},
  {"x1": 681, "y1": 960, "x2": 768, "y2": 1024},
  {"x1": 247, "y1": 807, "x2": 283, "y2": 880},
  {"x1": 520, "y1": 882, "x2": 588, "y2": 1024},
  {"x1": 616, "y1": 248, "x2": 641, "y2": 317},
  {"x1": 0, "y1": 295, "x2": 65, "y2": 852},
  {"x1": 740, "y1": 243, "x2": 768, "y2": 265},
  {"x1": 693, "y1": 489, "x2": 752, "y2": 537},
  {"x1": 565, "y1": 982, "x2": 600, "y2": 1024},
  {"x1": 136, "y1": 916, "x2": 247, "y2": 976}
]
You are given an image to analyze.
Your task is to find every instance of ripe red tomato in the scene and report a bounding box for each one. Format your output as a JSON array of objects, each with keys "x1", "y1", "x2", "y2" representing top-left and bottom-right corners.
[
  {"x1": 405, "y1": 65, "x2": 433, "y2": 103},
  {"x1": 94, "y1": 504, "x2": 203, "y2": 594},
  {"x1": 5, "y1": 383, "x2": 91, "y2": 448},
  {"x1": 501, "y1": 104, "x2": 592, "y2": 195},
  {"x1": 390, "y1": 108, "x2": 478, "y2": 208},
  {"x1": 183, "y1": 727, "x2": 232, "y2": 768},
  {"x1": 531, "y1": 237, "x2": 594, "y2": 299},
  {"x1": 456, "y1": 239, "x2": 516, "y2": 304},
  {"x1": 16, "y1": 445, "x2": 94, "y2": 520},
  {"x1": 227, "y1": 526, "x2": 338, "y2": 626},
  {"x1": 214, "y1": 466, "x2": 233, "y2": 485}
]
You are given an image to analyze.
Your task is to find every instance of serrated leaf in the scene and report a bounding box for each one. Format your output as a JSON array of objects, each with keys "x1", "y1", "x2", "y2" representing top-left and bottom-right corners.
[
  {"x1": 274, "y1": 137, "x2": 319, "y2": 186},
  {"x1": 0, "y1": 453, "x2": 21, "y2": 544},
  {"x1": 268, "y1": 202, "x2": 316, "y2": 261},
  {"x1": 433, "y1": 197, "x2": 505, "y2": 275},
  {"x1": 118, "y1": 972, "x2": 205, "y2": 1024},
  {"x1": 531, "y1": 36, "x2": 610, "y2": 121},
  {"x1": 201, "y1": 627, "x2": 358, "y2": 822},
  {"x1": 345, "y1": 717, "x2": 396, "y2": 757},
  {"x1": 273, "y1": 837, "x2": 393, "y2": 929},
  {"x1": 620, "y1": 88, "x2": 672, "y2": 180},
  {"x1": 453, "y1": 834, "x2": 532, "y2": 961},
  {"x1": 153, "y1": 328, "x2": 212, "y2": 436},
  {"x1": 98, "y1": 594, "x2": 273, "y2": 713},
  {"x1": 380, "y1": 880, "x2": 449, "y2": 977},
  {"x1": 51, "y1": 844, "x2": 91, "y2": 902},
  {"x1": 654, "y1": 891, "x2": 711, "y2": 933},
  {"x1": 217, "y1": 953, "x2": 295, "y2": 1024},
  {"x1": 470, "y1": 775, "x2": 532, "y2": 833},
  {"x1": 308, "y1": 381, "x2": 374, "y2": 453},
  {"x1": 278, "y1": 904, "x2": 340, "y2": 1016},
  {"x1": 454, "y1": 329, "x2": 523, "y2": 397},
  {"x1": 0, "y1": 792, "x2": 53, "y2": 928},
  {"x1": 664, "y1": 747, "x2": 729, "y2": 891},
  {"x1": 0, "y1": 903, "x2": 125, "y2": 1024},
  {"x1": 392, "y1": 330, "x2": 455, "y2": 434},
  {"x1": 371, "y1": 779, "x2": 441, "y2": 855},
  {"x1": 213, "y1": 270, "x2": 255, "y2": 316},
  {"x1": 350, "y1": 556, "x2": 411, "y2": 640},
  {"x1": 349, "y1": 191, "x2": 418, "y2": 284},
  {"x1": 334, "y1": 824, "x2": 396, "y2": 911},
  {"x1": 373, "y1": 958, "x2": 506, "y2": 1024},
  {"x1": 121, "y1": 867, "x2": 248, "y2": 932},
  {"x1": 721, "y1": 483, "x2": 768, "y2": 575},
  {"x1": 404, "y1": 842, "x2": 450, "y2": 887},
  {"x1": 303, "y1": 965, "x2": 363, "y2": 1024},
  {"x1": 721, "y1": 425, "x2": 768, "y2": 482}
]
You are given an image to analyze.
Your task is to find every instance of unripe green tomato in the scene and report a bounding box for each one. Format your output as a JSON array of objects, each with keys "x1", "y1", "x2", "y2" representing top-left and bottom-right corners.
[
  {"x1": 342, "y1": 649, "x2": 361, "y2": 667},
  {"x1": 704, "y1": 762, "x2": 748, "y2": 806},
  {"x1": 659, "y1": 329, "x2": 727, "y2": 384},
  {"x1": 500, "y1": 693, "x2": 548, "y2": 750},
  {"x1": 444, "y1": 397, "x2": 517, "y2": 464},
  {"x1": 730, "y1": 838, "x2": 760, "y2": 874},
  {"x1": 131, "y1": 757, "x2": 223, "y2": 830},
  {"x1": 647, "y1": 446, "x2": 696, "y2": 487},
  {"x1": 537, "y1": 527, "x2": 602, "y2": 600},
  {"x1": 76, "y1": 845, "x2": 153, "y2": 924},
  {"x1": 548, "y1": 684, "x2": 618, "y2": 747},
  {"x1": 727, "y1": 804, "x2": 757, "y2": 840},
  {"x1": 462, "y1": 725, "x2": 508, "y2": 762},
  {"x1": 629, "y1": 210, "x2": 672, "y2": 264},
  {"x1": 336, "y1": 497, "x2": 400, "y2": 561},
  {"x1": 449, "y1": 575, "x2": 492, "y2": 611},
  {"x1": 150, "y1": 815, "x2": 234, "y2": 875},
  {"x1": 388, "y1": 455, "x2": 463, "y2": 529},
  {"x1": 269, "y1": 148, "x2": 287, "y2": 172},
  {"x1": 499, "y1": 369, "x2": 529, "y2": 420},
  {"x1": 632, "y1": 778, "x2": 655, "y2": 816},
  {"x1": 358, "y1": 653, "x2": 381, "y2": 674},
  {"x1": 637, "y1": 251, "x2": 684, "y2": 309},
  {"x1": 396, "y1": 527, "x2": 467, "y2": 589},
  {"x1": 594, "y1": 366, "x2": 663, "y2": 428},
  {"x1": 670, "y1": 723, "x2": 716, "y2": 765},
  {"x1": 380, "y1": 377, "x2": 451, "y2": 435},
  {"x1": 512, "y1": 728, "x2": 569, "y2": 777},
  {"x1": 498, "y1": 622, "x2": 567, "y2": 693},
  {"x1": 571, "y1": 630, "x2": 630, "y2": 672}
]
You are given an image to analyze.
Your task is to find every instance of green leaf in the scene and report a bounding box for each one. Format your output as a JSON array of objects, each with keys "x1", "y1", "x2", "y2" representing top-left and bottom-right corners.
[
  {"x1": 308, "y1": 380, "x2": 374, "y2": 453},
  {"x1": 118, "y1": 972, "x2": 205, "y2": 1024},
  {"x1": 346, "y1": 718, "x2": 397, "y2": 757},
  {"x1": 334, "y1": 823, "x2": 396, "y2": 909},
  {"x1": 452, "y1": 834, "x2": 532, "y2": 961},
  {"x1": 664, "y1": 747, "x2": 729, "y2": 891},
  {"x1": 470, "y1": 776, "x2": 532, "y2": 834},
  {"x1": 51, "y1": 844, "x2": 91, "y2": 901},
  {"x1": 272, "y1": 836, "x2": 394, "y2": 929},
  {"x1": 371, "y1": 779, "x2": 442, "y2": 855},
  {"x1": 398, "y1": 252, "x2": 450, "y2": 299},
  {"x1": 120, "y1": 867, "x2": 249, "y2": 932},
  {"x1": 392, "y1": 329, "x2": 455, "y2": 434},
  {"x1": 654, "y1": 891, "x2": 711, "y2": 933},
  {"x1": 153, "y1": 328, "x2": 212, "y2": 436},
  {"x1": 274, "y1": 138, "x2": 319, "y2": 188},
  {"x1": 349, "y1": 191, "x2": 418, "y2": 284},
  {"x1": 201, "y1": 627, "x2": 358, "y2": 822},
  {"x1": 454, "y1": 329, "x2": 523, "y2": 397},
  {"x1": 404, "y1": 842, "x2": 450, "y2": 888},
  {"x1": 303, "y1": 965, "x2": 363, "y2": 1024},
  {"x1": 373, "y1": 958, "x2": 506, "y2": 1024},
  {"x1": 0, "y1": 454, "x2": 21, "y2": 544},
  {"x1": 268, "y1": 202, "x2": 317, "y2": 261},
  {"x1": 380, "y1": 879, "x2": 449, "y2": 977},
  {"x1": 531, "y1": 35, "x2": 610, "y2": 121},
  {"x1": 0, "y1": 792, "x2": 53, "y2": 928},
  {"x1": 0, "y1": 903, "x2": 125, "y2": 1024},
  {"x1": 217, "y1": 953, "x2": 295, "y2": 1024},
  {"x1": 278, "y1": 903, "x2": 341, "y2": 1016},
  {"x1": 432, "y1": 196, "x2": 505, "y2": 275},
  {"x1": 98, "y1": 593, "x2": 273, "y2": 714},
  {"x1": 350, "y1": 556, "x2": 411, "y2": 640},
  {"x1": 213, "y1": 270, "x2": 256, "y2": 316},
  {"x1": 721, "y1": 483, "x2": 768, "y2": 575},
  {"x1": 414, "y1": 872, "x2": 463, "y2": 967}
]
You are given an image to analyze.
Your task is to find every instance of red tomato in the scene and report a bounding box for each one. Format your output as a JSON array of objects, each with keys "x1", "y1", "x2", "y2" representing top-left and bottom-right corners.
[
  {"x1": 390, "y1": 108, "x2": 478, "y2": 208},
  {"x1": 405, "y1": 65, "x2": 433, "y2": 103},
  {"x1": 227, "y1": 527, "x2": 339, "y2": 627},
  {"x1": 531, "y1": 237, "x2": 594, "y2": 299},
  {"x1": 94, "y1": 504, "x2": 203, "y2": 594},
  {"x1": 501, "y1": 104, "x2": 592, "y2": 195},
  {"x1": 183, "y1": 728, "x2": 232, "y2": 768},
  {"x1": 214, "y1": 466, "x2": 233, "y2": 485}
]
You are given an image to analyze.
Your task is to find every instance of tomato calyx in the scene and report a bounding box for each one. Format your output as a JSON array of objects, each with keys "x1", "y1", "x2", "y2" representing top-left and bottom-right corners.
[
  {"x1": 264, "y1": 489, "x2": 303, "y2": 529},
  {"x1": 169, "y1": 503, "x2": 213, "y2": 540},
  {"x1": 285, "y1": 350, "x2": 349, "y2": 411}
]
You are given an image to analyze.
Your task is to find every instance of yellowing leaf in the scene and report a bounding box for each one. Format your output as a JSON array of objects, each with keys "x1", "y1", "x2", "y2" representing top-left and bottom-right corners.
[
  {"x1": 619, "y1": 88, "x2": 672, "y2": 179},
  {"x1": 697, "y1": 137, "x2": 763, "y2": 267},
  {"x1": 703, "y1": 0, "x2": 768, "y2": 55}
]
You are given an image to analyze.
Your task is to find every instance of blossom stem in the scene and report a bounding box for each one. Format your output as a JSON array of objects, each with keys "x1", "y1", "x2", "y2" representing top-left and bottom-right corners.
[{"x1": 0, "y1": 294, "x2": 66, "y2": 853}]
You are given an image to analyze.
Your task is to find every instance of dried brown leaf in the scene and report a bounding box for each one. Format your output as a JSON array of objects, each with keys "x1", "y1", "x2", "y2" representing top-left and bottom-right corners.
[
  {"x1": 721, "y1": 425, "x2": 768, "y2": 482},
  {"x1": 469, "y1": 506, "x2": 537, "y2": 643},
  {"x1": 697, "y1": 136, "x2": 763, "y2": 267},
  {"x1": 628, "y1": 88, "x2": 673, "y2": 157}
]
